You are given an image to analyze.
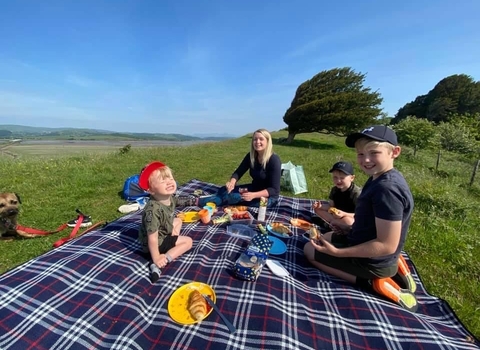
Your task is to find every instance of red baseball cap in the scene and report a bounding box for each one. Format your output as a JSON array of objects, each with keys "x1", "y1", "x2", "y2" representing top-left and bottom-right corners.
[{"x1": 138, "y1": 161, "x2": 166, "y2": 190}]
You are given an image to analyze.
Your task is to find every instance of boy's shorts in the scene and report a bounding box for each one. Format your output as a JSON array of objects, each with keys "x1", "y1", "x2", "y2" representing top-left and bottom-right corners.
[
  {"x1": 314, "y1": 232, "x2": 397, "y2": 279},
  {"x1": 159, "y1": 235, "x2": 178, "y2": 254}
]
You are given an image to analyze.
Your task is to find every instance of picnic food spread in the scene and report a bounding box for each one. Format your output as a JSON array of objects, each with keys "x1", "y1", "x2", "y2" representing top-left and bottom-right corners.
[
  {"x1": 230, "y1": 212, "x2": 251, "y2": 220},
  {"x1": 257, "y1": 224, "x2": 267, "y2": 234},
  {"x1": 167, "y1": 282, "x2": 216, "y2": 324},
  {"x1": 177, "y1": 211, "x2": 200, "y2": 223},
  {"x1": 328, "y1": 207, "x2": 341, "y2": 217},
  {"x1": 269, "y1": 222, "x2": 291, "y2": 236},
  {"x1": 290, "y1": 218, "x2": 312, "y2": 230},
  {"x1": 309, "y1": 226, "x2": 320, "y2": 240},
  {"x1": 188, "y1": 290, "x2": 207, "y2": 320},
  {"x1": 224, "y1": 206, "x2": 248, "y2": 213}
]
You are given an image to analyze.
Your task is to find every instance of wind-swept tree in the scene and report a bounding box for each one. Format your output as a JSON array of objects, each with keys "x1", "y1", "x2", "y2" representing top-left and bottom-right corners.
[{"x1": 282, "y1": 67, "x2": 383, "y2": 143}]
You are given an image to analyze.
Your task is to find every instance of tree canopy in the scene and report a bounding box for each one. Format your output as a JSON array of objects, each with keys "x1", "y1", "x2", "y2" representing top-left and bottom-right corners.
[
  {"x1": 393, "y1": 117, "x2": 436, "y2": 155},
  {"x1": 282, "y1": 67, "x2": 383, "y2": 142},
  {"x1": 393, "y1": 74, "x2": 480, "y2": 123}
]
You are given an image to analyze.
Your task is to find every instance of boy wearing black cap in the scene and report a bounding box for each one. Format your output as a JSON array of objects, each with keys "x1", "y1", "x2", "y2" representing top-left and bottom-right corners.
[
  {"x1": 304, "y1": 125, "x2": 418, "y2": 312},
  {"x1": 313, "y1": 161, "x2": 361, "y2": 229}
]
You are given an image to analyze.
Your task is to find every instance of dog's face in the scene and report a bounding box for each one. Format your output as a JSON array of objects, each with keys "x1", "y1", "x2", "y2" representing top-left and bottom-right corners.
[{"x1": 0, "y1": 193, "x2": 21, "y2": 237}]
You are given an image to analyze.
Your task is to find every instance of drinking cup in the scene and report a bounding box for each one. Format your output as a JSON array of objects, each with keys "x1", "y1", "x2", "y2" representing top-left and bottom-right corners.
[
  {"x1": 206, "y1": 202, "x2": 217, "y2": 213},
  {"x1": 198, "y1": 209, "x2": 211, "y2": 224},
  {"x1": 203, "y1": 205, "x2": 214, "y2": 215}
]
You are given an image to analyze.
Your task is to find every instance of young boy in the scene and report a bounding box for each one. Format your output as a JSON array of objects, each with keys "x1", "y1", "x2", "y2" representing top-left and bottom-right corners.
[
  {"x1": 313, "y1": 161, "x2": 361, "y2": 229},
  {"x1": 138, "y1": 161, "x2": 194, "y2": 282},
  {"x1": 304, "y1": 125, "x2": 418, "y2": 312}
]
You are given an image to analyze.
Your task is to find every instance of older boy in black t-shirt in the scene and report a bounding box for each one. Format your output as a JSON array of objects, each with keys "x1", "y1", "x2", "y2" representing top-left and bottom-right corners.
[{"x1": 304, "y1": 125, "x2": 418, "y2": 312}]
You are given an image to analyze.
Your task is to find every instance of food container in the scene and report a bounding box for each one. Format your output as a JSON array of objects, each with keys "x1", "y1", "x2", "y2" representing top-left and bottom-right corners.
[
  {"x1": 226, "y1": 224, "x2": 256, "y2": 239},
  {"x1": 228, "y1": 211, "x2": 254, "y2": 225}
]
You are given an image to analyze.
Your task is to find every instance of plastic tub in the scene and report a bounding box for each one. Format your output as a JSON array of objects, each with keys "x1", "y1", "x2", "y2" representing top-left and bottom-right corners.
[
  {"x1": 226, "y1": 224, "x2": 256, "y2": 239},
  {"x1": 228, "y1": 211, "x2": 254, "y2": 225}
]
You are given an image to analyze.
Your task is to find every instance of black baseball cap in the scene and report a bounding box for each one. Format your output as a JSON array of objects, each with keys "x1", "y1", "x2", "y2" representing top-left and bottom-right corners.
[
  {"x1": 329, "y1": 161, "x2": 354, "y2": 175},
  {"x1": 345, "y1": 125, "x2": 398, "y2": 148}
]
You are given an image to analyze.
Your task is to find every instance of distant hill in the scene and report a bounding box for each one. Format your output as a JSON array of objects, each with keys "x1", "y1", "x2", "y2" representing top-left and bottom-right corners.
[{"x1": 0, "y1": 125, "x2": 234, "y2": 142}]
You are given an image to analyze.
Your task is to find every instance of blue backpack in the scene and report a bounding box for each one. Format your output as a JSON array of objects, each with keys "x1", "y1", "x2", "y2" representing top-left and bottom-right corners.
[{"x1": 122, "y1": 174, "x2": 150, "y2": 201}]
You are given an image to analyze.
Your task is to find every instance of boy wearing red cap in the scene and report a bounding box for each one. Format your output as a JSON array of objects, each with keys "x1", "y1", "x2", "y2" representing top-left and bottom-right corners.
[
  {"x1": 138, "y1": 161, "x2": 195, "y2": 282},
  {"x1": 304, "y1": 125, "x2": 418, "y2": 312}
]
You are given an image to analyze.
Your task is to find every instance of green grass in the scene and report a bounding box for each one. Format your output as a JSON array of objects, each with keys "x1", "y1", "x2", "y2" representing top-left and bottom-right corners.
[{"x1": 1, "y1": 131, "x2": 479, "y2": 338}]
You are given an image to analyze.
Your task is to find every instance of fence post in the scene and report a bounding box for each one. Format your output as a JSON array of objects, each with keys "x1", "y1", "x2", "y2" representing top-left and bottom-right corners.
[
  {"x1": 469, "y1": 160, "x2": 480, "y2": 187},
  {"x1": 435, "y1": 150, "x2": 441, "y2": 171}
]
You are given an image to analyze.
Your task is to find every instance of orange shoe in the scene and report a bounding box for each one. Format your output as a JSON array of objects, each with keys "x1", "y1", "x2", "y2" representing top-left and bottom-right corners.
[
  {"x1": 373, "y1": 277, "x2": 418, "y2": 312},
  {"x1": 394, "y1": 255, "x2": 416, "y2": 293}
]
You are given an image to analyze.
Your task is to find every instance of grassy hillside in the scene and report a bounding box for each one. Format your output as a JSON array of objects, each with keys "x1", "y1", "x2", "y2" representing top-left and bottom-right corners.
[{"x1": 0, "y1": 131, "x2": 479, "y2": 338}]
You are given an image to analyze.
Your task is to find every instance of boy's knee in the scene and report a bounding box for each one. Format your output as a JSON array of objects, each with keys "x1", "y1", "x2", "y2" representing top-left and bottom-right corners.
[{"x1": 303, "y1": 241, "x2": 314, "y2": 260}]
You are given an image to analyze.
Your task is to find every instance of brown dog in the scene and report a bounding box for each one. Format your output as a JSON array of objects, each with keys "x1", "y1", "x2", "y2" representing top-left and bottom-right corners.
[{"x1": 0, "y1": 193, "x2": 21, "y2": 238}]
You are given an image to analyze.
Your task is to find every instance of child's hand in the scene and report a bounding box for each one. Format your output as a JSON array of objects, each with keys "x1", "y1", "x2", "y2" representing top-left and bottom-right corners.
[
  {"x1": 313, "y1": 201, "x2": 322, "y2": 210},
  {"x1": 311, "y1": 234, "x2": 337, "y2": 255}
]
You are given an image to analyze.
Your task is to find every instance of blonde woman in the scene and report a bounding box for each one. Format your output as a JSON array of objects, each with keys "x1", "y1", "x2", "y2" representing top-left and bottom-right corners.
[{"x1": 200, "y1": 129, "x2": 282, "y2": 208}]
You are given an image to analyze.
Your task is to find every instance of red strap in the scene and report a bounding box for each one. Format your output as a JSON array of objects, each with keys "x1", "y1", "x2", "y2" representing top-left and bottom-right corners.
[
  {"x1": 15, "y1": 215, "x2": 105, "y2": 248},
  {"x1": 52, "y1": 219, "x2": 105, "y2": 248},
  {"x1": 52, "y1": 215, "x2": 84, "y2": 248},
  {"x1": 15, "y1": 223, "x2": 69, "y2": 236}
]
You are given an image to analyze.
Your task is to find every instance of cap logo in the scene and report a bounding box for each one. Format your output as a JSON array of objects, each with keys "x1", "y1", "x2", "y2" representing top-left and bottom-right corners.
[{"x1": 362, "y1": 127, "x2": 374, "y2": 133}]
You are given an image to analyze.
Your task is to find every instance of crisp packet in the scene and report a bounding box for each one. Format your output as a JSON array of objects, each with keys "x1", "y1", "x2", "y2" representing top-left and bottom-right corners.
[
  {"x1": 233, "y1": 248, "x2": 268, "y2": 281},
  {"x1": 233, "y1": 232, "x2": 273, "y2": 281}
]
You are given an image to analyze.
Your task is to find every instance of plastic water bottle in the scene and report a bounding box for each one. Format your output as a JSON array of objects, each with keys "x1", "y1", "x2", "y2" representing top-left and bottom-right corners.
[
  {"x1": 258, "y1": 197, "x2": 267, "y2": 222},
  {"x1": 150, "y1": 263, "x2": 161, "y2": 283}
]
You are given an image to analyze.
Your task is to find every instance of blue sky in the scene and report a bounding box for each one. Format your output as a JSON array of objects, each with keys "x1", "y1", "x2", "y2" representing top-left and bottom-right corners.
[{"x1": 0, "y1": 0, "x2": 479, "y2": 136}]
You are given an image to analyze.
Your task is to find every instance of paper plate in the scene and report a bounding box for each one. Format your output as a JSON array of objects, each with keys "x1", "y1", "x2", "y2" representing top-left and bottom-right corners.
[
  {"x1": 168, "y1": 282, "x2": 216, "y2": 325},
  {"x1": 178, "y1": 211, "x2": 200, "y2": 223},
  {"x1": 266, "y1": 259, "x2": 289, "y2": 277},
  {"x1": 268, "y1": 235, "x2": 287, "y2": 255},
  {"x1": 266, "y1": 224, "x2": 292, "y2": 239}
]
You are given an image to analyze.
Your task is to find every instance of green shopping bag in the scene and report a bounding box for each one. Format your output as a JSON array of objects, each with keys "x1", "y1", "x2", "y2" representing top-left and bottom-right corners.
[{"x1": 280, "y1": 161, "x2": 308, "y2": 195}]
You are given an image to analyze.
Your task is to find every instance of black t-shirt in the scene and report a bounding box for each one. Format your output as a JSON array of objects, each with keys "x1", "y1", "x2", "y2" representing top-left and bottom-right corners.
[
  {"x1": 231, "y1": 153, "x2": 282, "y2": 197},
  {"x1": 329, "y1": 183, "x2": 362, "y2": 213},
  {"x1": 349, "y1": 169, "x2": 414, "y2": 268}
]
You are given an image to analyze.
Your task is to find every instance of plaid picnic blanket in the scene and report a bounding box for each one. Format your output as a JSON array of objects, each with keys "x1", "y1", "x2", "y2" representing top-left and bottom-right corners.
[{"x1": 0, "y1": 179, "x2": 478, "y2": 350}]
